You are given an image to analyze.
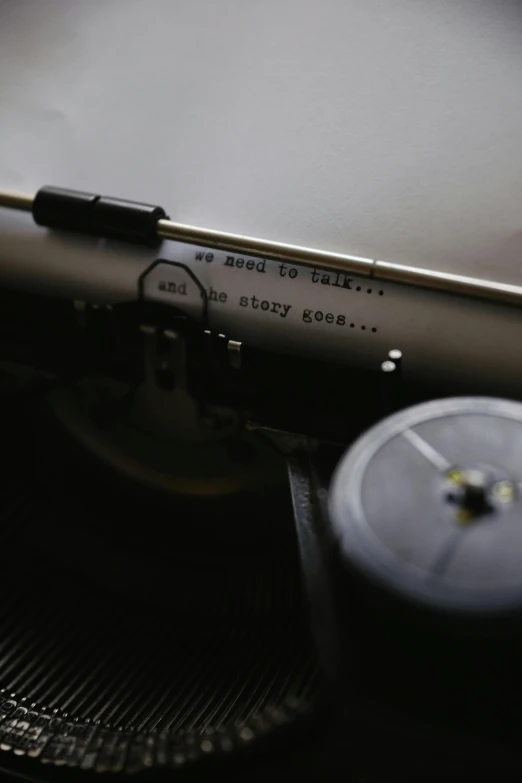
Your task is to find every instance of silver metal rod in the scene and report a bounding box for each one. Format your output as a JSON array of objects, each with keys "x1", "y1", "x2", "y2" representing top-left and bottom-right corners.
[
  {"x1": 0, "y1": 190, "x2": 33, "y2": 212},
  {"x1": 156, "y1": 218, "x2": 374, "y2": 276},
  {"x1": 373, "y1": 261, "x2": 522, "y2": 307},
  {"x1": 2, "y1": 188, "x2": 522, "y2": 308}
]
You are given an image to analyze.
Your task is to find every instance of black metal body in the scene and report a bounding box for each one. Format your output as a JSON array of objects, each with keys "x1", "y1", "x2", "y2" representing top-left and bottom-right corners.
[{"x1": 0, "y1": 289, "x2": 521, "y2": 780}]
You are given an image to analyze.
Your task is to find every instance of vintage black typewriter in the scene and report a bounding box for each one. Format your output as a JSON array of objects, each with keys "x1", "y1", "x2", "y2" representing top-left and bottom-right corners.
[{"x1": 1, "y1": 186, "x2": 522, "y2": 781}]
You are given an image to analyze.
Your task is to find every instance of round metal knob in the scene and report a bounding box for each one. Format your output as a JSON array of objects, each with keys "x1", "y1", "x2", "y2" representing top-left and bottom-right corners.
[{"x1": 329, "y1": 397, "x2": 522, "y2": 619}]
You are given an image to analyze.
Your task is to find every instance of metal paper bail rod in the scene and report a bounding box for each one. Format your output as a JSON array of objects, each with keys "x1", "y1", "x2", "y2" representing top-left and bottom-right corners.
[
  {"x1": 155, "y1": 218, "x2": 375, "y2": 276},
  {"x1": 0, "y1": 190, "x2": 33, "y2": 211},
  {"x1": 1, "y1": 187, "x2": 522, "y2": 308}
]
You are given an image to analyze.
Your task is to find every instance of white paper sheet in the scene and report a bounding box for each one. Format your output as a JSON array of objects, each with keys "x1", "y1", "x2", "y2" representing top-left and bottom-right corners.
[{"x1": 1, "y1": 0, "x2": 522, "y2": 281}]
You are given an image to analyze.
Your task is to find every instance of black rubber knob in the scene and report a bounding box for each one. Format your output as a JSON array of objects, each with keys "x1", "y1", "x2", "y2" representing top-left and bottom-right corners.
[{"x1": 33, "y1": 186, "x2": 168, "y2": 247}]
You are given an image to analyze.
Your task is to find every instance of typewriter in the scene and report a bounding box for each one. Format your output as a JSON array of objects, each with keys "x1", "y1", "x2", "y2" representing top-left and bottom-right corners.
[{"x1": 1, "y1": 186, "x2": 522, "y2": 781}]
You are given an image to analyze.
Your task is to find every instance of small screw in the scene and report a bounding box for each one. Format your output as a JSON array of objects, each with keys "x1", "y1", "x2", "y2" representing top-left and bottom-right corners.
[
  {"x1": 492, "y1": 480, "x2": 516, "y2": 503},
  {"x1": 446, "y1": 469, "x2": 465, "y2": 486}
]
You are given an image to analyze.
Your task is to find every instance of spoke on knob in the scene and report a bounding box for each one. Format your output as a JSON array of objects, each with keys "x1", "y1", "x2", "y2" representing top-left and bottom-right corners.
[
  {"x1": 428, "y1": 529, "x2": 466, "y2": 577},
  {"x1": 401, "y1": 428, "x2": 451, "y2": 472}
]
